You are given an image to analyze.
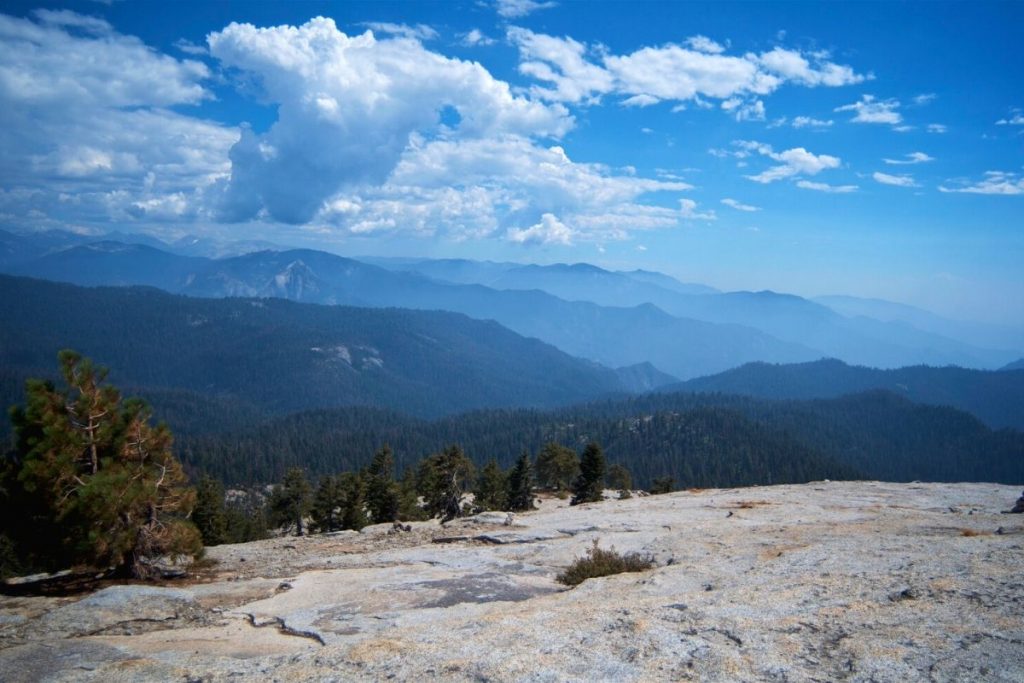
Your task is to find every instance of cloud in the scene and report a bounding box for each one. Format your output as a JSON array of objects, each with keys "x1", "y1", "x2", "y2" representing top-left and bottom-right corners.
[
  {"x1": 927, "y1": 123, "x2": 948, "y2": 133},
  {"x1": 360, "y1": 22, "x2": 438, "y2": 41},
  {"x1": 461, "y1": 28, "x2": 495, "y2": 47},
  {"x1": 508, "y1": 27, "x2": 615, "y2": 103},
  {"x1": 872, "y1": 172, "x2": 917, "y2": 187},
  {"x1": 912, "y1": 93, "x2": 936, "y2": 105},
  {"x1": 996, "y1": 109, "x2": 1024, "y2": 125},
  {"x1": 736, "y1": 142, "x2": 841, "y2": 184},
  {"x1": 207, "y1": 17, "x2": 573, "y2": 224},
  {"x1": 835, "y1": 94, "x2": 902, "y2": 125},
  {"x1": 883, "y1": 152, "x2": 934, "y2": 165},
  {"x1": 508, "y1": 27, "x2": 866, "y2": 110},
  {"x1": 795, "y1": 180, "x2": 858, "y2": 193},
  {"x1": 684, "y1": 35, "x2": 726, "y2": 54},
  {"x1": 939, "y1": 171, "x2": 1024, "y2": 196},
  {"x1": 791, "y1": 116, "x2": 833, "y2": 128},
  {"x1": 495, "y1": 0, "x2": 557, "y2": 18},
  {"x1": 721, "y1": 198, "x2": 760, "y2": 212},
  {"x1": 722, "y1": 98, "x2": 766, "y2": 121},
  {"x1": 0, "y1": 11, "x2": 235, "y2": 231},
  {"x1": 507, "y1": 212, "x2": 575, "y2": 245}
]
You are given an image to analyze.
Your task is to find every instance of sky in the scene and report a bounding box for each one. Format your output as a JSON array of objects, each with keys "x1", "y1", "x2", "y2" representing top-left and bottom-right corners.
[{"x1": 0, "y1": 1, "x2": 1022, "y2": 324}]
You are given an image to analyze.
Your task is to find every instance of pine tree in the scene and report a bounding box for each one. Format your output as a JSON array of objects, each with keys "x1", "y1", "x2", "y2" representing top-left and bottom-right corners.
[
  {"x1": 4, "y1": 350, "x2": 201, "y2": 578},
  {"x1": 648, "y1": 476, "x2": 676, "y2": 495},
  {"x1": 419, "y1": 445, "x2": 475, "y2": 522},
  {"x1": 193, "y1": 474, "x2": 228, "y2": 546},
  {"x1": 311, "y1": 472, "x2": 367, "y2": 532},
  {"x1": 571, "y1": 441, "x2": 606, "y2": 506},
  {"x1": 474, "y1": 459, "x2": 508, "y2": 511},
  {"x1": 397, "y1": 466, "x2": 427, "y2": 521},
  {"x1": 607, "y1": 463, "x2": 633, "y2": 499},
  {"x1": 506, "y1": 451, "x2": 536, "y2": 512},
  {"x1": 535, "y1": 442, "x2": 579, "y2": 491},
  {"x1": 269, "y1": 467, "x2": 312, "y2": 536},
  {"x1": 365, "y1": 445, "x2": 400, "y2": 523}
]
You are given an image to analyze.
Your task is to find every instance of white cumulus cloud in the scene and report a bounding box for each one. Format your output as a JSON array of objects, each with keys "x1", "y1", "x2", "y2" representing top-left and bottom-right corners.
[
  {"x1": 206, "y1": 17, "x2": 573, "y2": 224},
  {"x1": 507, "y1": 212, "x2": 575, "y2": 245},
  {"x1": 738, "y1": 143, "x2": 841, "y2": 184},
  {"x1": 508, "y1": 27, "x2": 866, "y2": 111},
  {"x1": 0, "y1": 11, "x2": 236, "y2": 232}
]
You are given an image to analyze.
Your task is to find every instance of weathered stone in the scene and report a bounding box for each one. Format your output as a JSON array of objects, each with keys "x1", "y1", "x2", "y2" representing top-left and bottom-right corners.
[{"x1": 2, "y1": 482, "x2": 1022, "y2": 682}]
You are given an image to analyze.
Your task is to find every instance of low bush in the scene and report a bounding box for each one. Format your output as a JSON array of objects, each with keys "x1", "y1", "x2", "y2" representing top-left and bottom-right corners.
[{"x1": 556, "y1": 540, "x2": 654, "y2": 586}]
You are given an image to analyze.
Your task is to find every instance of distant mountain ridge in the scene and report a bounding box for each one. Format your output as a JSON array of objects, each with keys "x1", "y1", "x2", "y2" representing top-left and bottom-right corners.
[
  {"x1": 2, "y1": 230, "x2": 1019, "y2": 376},
  {"x1": 6, "y1": 242, "x2": 818, "y2": 380},
  {"x1": 0, "y1": 275, "x2": 633, "y2": 419},
  {"x1": 663, "y1": 358, "x2": 1024, "y2": 430}
]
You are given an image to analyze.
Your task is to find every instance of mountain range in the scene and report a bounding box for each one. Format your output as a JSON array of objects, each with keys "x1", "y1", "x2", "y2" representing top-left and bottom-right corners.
[
  {"x1": 0, "y1": 275, "x2": 637, "y2": 420},
  {"x1": 3, "y1": 229, "x2": 1020, "y2": 381}
]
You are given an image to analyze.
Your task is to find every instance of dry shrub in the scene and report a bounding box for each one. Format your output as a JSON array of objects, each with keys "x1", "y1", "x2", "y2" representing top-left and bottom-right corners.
[
  {"x1": 960, "y1": 528, "x2": 990, "y2": 537},
  {"x1": 556, "y1": 540, "x2": 654, "y2": 586}
]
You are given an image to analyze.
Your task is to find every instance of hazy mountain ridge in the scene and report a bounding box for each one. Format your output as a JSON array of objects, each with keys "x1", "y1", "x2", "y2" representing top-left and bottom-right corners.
[
  {"x1": 6, "y1": 240, "x2": 818, "y2": 379},
  {"x1": 0, "y1": 275, "x2": 630, "y2": 419},
  {"x1": 665, "y1": 358, "x2": 1024, "y2": 430},
  {"x1": 2, "y1": 230, "x2": 1018, "y2": 377}
]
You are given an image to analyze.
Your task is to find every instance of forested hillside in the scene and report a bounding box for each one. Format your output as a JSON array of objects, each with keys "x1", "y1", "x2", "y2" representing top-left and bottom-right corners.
[
  {"x1": 0, "y1": 275, "x2": 627, "y2": 419},
  {"x1": 666, "y1": 358, "x2": 1024, "y2": 429},
  {"x1": 177, "y1": 390, "x2": 1024, "y2": 488}
]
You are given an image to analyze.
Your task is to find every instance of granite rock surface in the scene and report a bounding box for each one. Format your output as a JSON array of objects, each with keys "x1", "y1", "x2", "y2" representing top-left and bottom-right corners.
[{"x1": 1, "y1": 481, "x2": 1022, "y2": 682}]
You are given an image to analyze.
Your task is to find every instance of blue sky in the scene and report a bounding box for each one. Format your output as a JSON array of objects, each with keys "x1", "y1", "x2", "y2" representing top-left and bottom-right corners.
[{"x1": 0, "y1": 1, "x2": 1021, "y2": 323}]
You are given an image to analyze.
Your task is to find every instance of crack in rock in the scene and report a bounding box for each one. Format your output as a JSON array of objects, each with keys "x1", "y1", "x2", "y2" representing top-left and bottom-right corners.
[{"x1": 242, "y1": 612, "x2": 325, "y2": 646}]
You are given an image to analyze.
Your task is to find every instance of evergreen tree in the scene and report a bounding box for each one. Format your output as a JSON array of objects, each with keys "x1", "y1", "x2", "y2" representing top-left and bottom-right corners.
[
  {"x1": 506, "y1": 451, "x2": 536, "y2": 512},
  {"x1": 535, "y1": 442, "x2": 579, "y2": 491},
  {"x1": 269, "y1": 467, "x2": 312, "y2": 536},
  {"x1": 224, "y1": 491, "x2": 270, "y2": 543},
  {"x1": 365, "y1": 444, "x2": 400, "y2": 523},
  {"x1": 607, "y1": 463, "x2": 633, "y2": 499},
  {"x1": 3, "y1": 350, "x2": 201, "y2": 578},
  {"x1": 419, "y1": 445, "x2": 475, "y2": 522},
  {"x1": 193, "y1": 474, "x2": 228, "y2": 546},
  {"x1": 571, "y1": 441, "x2": 606, "y2": 506},
  {"x1": 397, "y1": 466, "x2": 427, "y2": 521},
  {"x1": 648, "y1": 476, "x2": 675, "y2": 495},
  {"x1": 311, "y1": 472, "x2": 367, "y2": 532},
  {"x1": 474, "y1": 459, "x2": 508, "y2": 511}
]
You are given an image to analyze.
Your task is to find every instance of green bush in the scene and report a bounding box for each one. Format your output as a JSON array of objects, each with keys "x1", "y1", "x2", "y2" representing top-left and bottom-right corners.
[{"x1": 556, "y1": 540, "x2": 654, "y2": 586}]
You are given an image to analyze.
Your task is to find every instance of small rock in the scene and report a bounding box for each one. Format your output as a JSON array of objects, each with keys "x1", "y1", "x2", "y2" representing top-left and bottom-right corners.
[{"x1": 1009, "y1": 491, "x2": 1024, "y2": 514}]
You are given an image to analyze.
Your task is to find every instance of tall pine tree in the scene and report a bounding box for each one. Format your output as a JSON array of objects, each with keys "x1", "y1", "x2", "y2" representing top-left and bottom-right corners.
[{"x1": 571, "y1": 442, "x2": 606, "y2": 506}]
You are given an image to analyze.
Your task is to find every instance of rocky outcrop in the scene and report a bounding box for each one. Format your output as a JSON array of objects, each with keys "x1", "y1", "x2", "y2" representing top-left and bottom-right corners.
[{"x1": 1, "y1": 481, "x2": 1022, "y2": 681}]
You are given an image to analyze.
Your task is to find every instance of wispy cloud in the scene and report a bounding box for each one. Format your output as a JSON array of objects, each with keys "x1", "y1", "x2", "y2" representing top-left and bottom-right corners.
[
  {"x1": 361, "y1": 22, "x2": 439, "y2": 41},
  {"x1": 873, "y1": 172, "x2": 918, "y2": 187},
  {"x1": 996, "y1": 108, "x2": 1024, "y2": 125},
  {"x1": 461, "y1": 28, "x2": 496, "y2": 47},
  {"x1": 883, "y1": 152, "x2": 934, "y2": 165},
  {"x1": 927, "y1": 123, "x2": 948, "y2": 134},
  {"x1": 721, "y1": 198, "x2": 760, "y2": 212},
  {"x1": 796, "y1": 180, "x2": 858, "y2": 193},
  {"x1": 792, "y1": 115, "x2": 833, "y2": 128},
  {"x1": 939, "y1": 171, "x2": 1024, "y2": 195},
  {"x1": 495, "y1": 0, "x2": 557, "y2": 18},
  {"x1": 835, "y1": 94, "x2": 902, "y2": 125},
  {"x1": 733, "y1": 141, "x2": 841, "y2": 184}
]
